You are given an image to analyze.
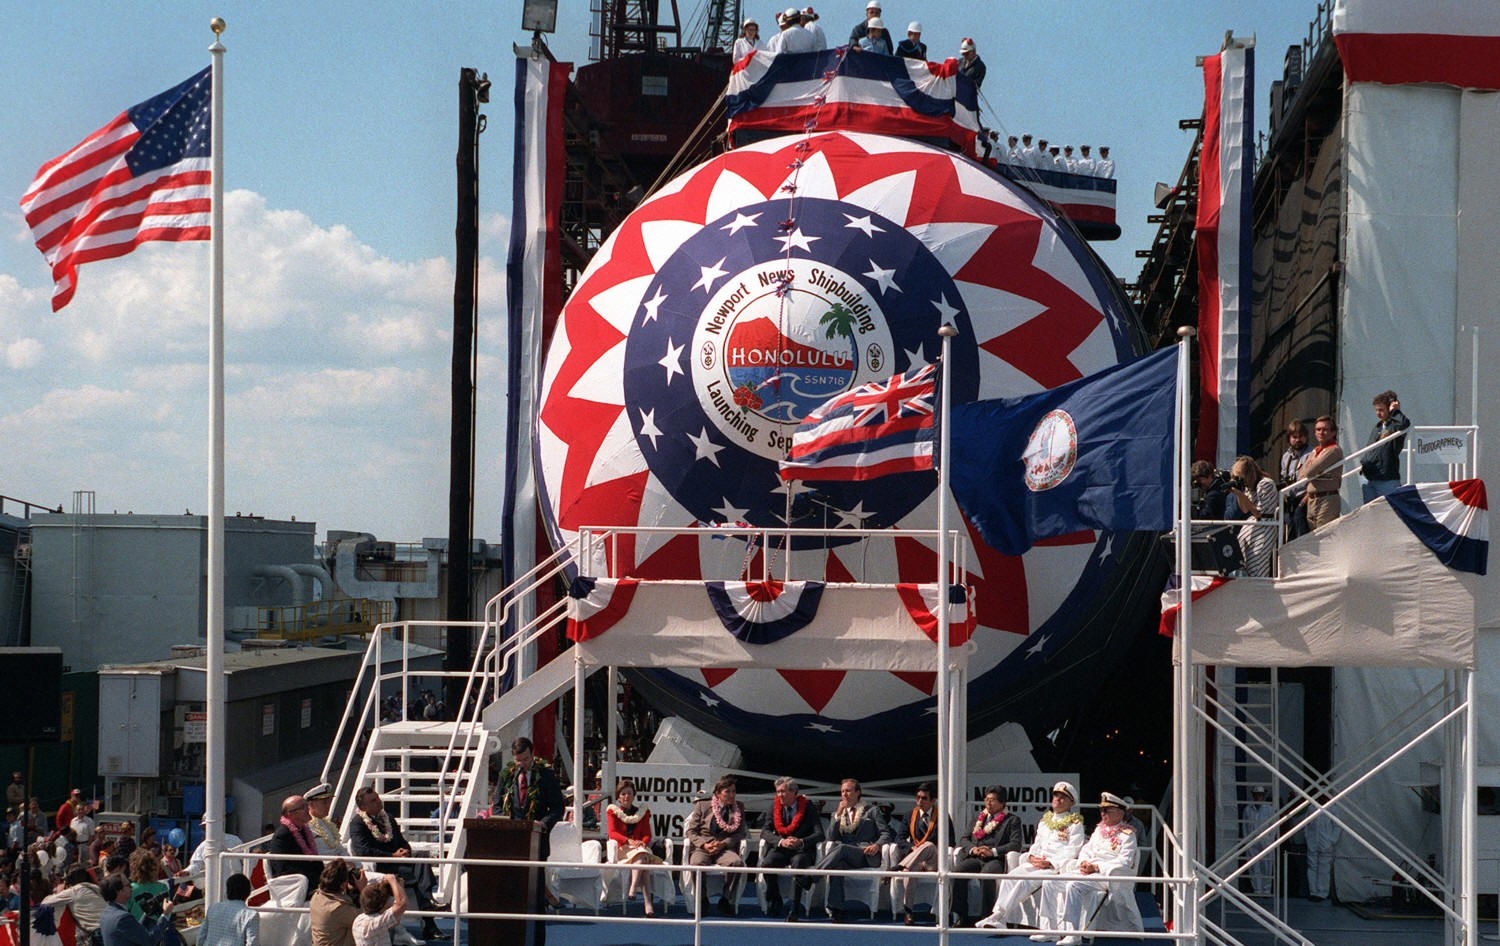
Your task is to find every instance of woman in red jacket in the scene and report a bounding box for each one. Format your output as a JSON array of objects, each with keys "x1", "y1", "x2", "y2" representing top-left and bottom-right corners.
[{"x1": 605, "y1": 779, "x2": 665, "y2": 915}]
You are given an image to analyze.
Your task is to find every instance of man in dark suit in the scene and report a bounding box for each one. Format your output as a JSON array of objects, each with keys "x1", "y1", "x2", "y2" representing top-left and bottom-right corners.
[
  {"x1": 815, "y1": 778, "x2": 893, "y2": 921},
  {"x1": 348, "y1": 787, "x2": 443, "y2": 940},
  {"x1": 492, "y1": 736, "x2": 567, "y2": 858},
  {"x1": 759, "y1": 776, "x2": 823, "y2": 919},
  {"x1": 267, "y1": 794, "x2": 323, "y2": 897}
]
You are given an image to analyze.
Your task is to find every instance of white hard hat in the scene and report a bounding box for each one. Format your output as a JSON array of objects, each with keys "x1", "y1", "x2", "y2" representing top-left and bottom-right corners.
[
  {"x1": 908, "y1": 21, "x2": 922, "y2": 33},
  {"x1": 743, "y1": 16, "x2": 757, "y2": 26},
  {"x1": 867, "y1": 16, "x2": 885, "y2": 29},
  {"x1": 960, "y1": 37, "x2": 976, "y2": 53},
  {"x1": 784, "y1": 6, "x2": 801, "y2": 20},
  {"x1": 866, "y1": 0, "x2": 881, "y2": 9}
]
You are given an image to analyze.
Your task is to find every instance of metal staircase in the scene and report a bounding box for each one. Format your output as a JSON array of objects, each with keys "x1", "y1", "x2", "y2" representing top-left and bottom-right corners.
[
  {"x1": 1213, "y1": 668, "x2": 1280, "y2": 893},
  {"x1": 320, "y1": 538, "x2": 583, "y2": 904}
]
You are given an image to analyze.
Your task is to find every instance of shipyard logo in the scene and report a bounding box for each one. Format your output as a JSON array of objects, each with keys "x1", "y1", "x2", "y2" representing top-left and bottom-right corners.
[
  {"x1": 1023, "y1": 409, "x2": 1078, "y2": 491},
  {"x1": 694, "y1": 259, "x2": 887, "y2": 447},
  {"x1": 620, "y1": 196, "x2": 977, "y2": 532}
]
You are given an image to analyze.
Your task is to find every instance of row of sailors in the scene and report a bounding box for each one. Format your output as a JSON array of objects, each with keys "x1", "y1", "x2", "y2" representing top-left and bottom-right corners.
[
  {"x1": 735, "y1": 3, "x2": 986, "y2": 91},
  {"x1": 989, "y1": 135, "x2": 1116, "y2": 178}
]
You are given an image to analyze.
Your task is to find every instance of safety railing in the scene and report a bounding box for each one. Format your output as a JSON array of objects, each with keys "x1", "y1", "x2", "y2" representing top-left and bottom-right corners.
[
  {"x1": 255, "y1": 596, "x2": 392, "y2": 640},
  {"x1": 1185, "y1": 425, "x2": 1479, "y2": 580},
  {"x1": 211, "y1": 845, "x2": 1194, "y2": 946}
]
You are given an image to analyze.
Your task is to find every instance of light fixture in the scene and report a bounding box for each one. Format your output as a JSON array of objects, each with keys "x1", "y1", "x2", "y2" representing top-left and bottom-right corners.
[{"x1": 522, "y1": 0, "x2": 558, "y2": 33}]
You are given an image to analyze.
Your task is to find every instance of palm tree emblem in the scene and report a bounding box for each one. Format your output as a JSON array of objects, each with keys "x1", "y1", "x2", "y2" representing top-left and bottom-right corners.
[{"x1": 819, "y1": 303, "x2": 857, "y2": 340}]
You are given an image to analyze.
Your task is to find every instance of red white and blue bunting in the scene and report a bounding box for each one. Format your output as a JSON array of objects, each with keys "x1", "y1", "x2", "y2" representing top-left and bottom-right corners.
[
  {"x1": 1158, "y1": 574, "x2": 1230, "y2": 638},
  {"x1": 895, "y1": 583, "x2": 975, "y2": 645},
  {"x1": 704, "y1": 580, "x2": 826, "y2": 645},
  {"x1": 566, "y1": 576, "x2": 640, "y2": 642},
  {"x1": 1384, "y1": 479, "x2": 1488, "y2": 575}
]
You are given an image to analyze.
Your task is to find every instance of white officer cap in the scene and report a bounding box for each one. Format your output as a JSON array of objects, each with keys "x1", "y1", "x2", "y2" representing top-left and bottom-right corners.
[
  {"x1": 908, "y1": 21, "x2": 922, "y2": 33},
  {"x1": 784, "y1": 7, "x2": 801, "y2": 20},
  {"x1": 866, "y1": 0, "x2": 881, "y2": 9},
  {"x1": 305, "y1": 782, "x2": 335, "y2": 801},
  {"x1": 1052, "y1": 780, "x2": 1077, "y2": 801},
  {"x1": 1100, "y1": 791, "x2": 1128, "y2": 810}
]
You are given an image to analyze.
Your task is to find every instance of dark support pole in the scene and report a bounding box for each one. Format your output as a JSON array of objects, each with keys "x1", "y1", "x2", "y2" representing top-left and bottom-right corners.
[{"x1": 447, "y1": 67, "x2": 487, "y2": 716}]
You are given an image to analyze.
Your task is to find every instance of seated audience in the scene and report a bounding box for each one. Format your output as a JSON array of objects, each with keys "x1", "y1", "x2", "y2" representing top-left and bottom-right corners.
[
  {"x1": 1039, "y1": 792, "x2": 1139, "y2": 946},
  {"x1": 953, "y1": 786, "x2": 1023, "y2": 925},
  {"x1": 813, "y1": 778, "x2": 892, "y2": 922},
  {"x1": 976, "y1": 781, "x2": 1085, "y2": 931},
  {"x1": 605, "y1": 778, "x2": 665, "y2": 916},
  {"x1": 893, "y1": 782, "x2": 954, "y2": 925},
  {"x1": 759, "y1": 776, "x2": 822, "y2": 920},
  {"x1": 684, "y1": 775, "x2": 747, "y2": 915},
  {"x1": 348, "y1": 788, "x2": 441, "y2": 941},
  {"x1": 197, "y1": 872, "x2": 258, "y2": 946}
]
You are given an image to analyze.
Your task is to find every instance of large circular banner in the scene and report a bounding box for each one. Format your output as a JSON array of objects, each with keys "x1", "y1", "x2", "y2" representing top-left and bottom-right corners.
[{"x1": 536, "y1": 131, "x2": 1144, "y2": 766}]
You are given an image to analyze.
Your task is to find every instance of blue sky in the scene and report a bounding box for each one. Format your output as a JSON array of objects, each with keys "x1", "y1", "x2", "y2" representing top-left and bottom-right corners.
[{"x1": 0, "y1": 0, "x2": 1316, "y2": 542}]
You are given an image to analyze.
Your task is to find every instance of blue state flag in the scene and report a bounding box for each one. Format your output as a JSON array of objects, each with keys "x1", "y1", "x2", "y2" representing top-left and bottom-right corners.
[{"x1": 948, "y1": 346, "x2": 1178, "y2": 556}]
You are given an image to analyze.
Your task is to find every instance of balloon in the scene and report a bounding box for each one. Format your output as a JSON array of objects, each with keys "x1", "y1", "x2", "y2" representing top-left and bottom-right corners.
[{"x1": 168, "y1": 827, "x2": 186, "y2": 849}]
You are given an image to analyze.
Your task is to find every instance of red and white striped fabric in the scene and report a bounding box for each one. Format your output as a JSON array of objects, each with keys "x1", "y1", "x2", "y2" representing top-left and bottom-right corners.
[
  {"x1": 726, "y1": 49, "x2": 980, "y2": 155},
  {"x1": 1333, "y1": 0, "x2": 1500, "y2": 90},
  {"x1": 20, "y1": 68, "x2": 211, "y2": 312},
  {"x1": 1158, "y1": 575, "x2": 1230, "y2": 637},
  {"x1": 1195, "y1": 43, "x2": 1253, "y2": 469}
]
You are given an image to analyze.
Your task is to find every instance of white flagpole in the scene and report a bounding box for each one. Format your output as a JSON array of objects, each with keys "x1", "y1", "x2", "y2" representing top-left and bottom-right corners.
[
  {"x1": 203, "y1": 16, "x2": 227, "y2": 907},
  {"x1": 935, "y1": 322, "x2": 957, "y2": 941},
  {"x1": 1173, "y1": 326, "x2": 1196, "y2": 934}
]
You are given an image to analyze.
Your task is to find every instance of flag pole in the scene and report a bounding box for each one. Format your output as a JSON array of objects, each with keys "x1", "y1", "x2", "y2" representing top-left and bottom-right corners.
[
  {"x1": 935, "y1": 322, "x2": 957, "y2": 941},
  {"x1": 203, "y1": 15, "x2": 227, "y2": 907},
  {"x1": 1173, "y1": 325, "x2": 1196, "y2": 933}
]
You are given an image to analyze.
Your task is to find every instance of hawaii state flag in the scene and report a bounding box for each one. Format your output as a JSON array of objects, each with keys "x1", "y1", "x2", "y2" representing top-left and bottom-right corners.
[{"x1": 778, "y1": 363, "x2": 936, "y2": 482}]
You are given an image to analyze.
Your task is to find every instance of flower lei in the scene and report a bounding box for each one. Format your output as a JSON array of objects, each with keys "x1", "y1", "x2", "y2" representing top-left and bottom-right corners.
[
  {"x1": 972, "y1": 810, "x2": 1003, "y2": 842},
  {"x1": 711, "y1": 802, "x2": 743, "y2": 834},
  {"x1": 1098, "y1": 820, "x2": 1129, "y2": 851},
  {"x1": 1041, "y1": 810, "x2": 1080, "y2": 840},
  {"x1": 357, "y1": 809, "x2": 393, "y2": 844},
  {"x1": 280, "y1": 816, "x2": 317, "y2": 856},
  {"x1": 909, "y1": 808, "x2": 936, "y2": 846},
  {"x1": 772, "y1": 796, "x2": 810, "y2": 836},
  {"x1": 606, "y1": 803, "x2": 647, "y2": 826},
  {"x1": 836, "y1": 803, "x2": 867, "y2": 834},
  {"x1": 503, "y1": 761, "x2": 543, "y2": 818}
]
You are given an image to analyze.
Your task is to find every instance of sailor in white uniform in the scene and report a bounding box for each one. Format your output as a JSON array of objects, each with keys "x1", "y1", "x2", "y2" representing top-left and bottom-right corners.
[
  {"x1": 1096, "y1": 146, "x2": 1115, "y2": 179},
  {"x1": 800, "y1": 7, "x2": 826, "y2": 49},
  {"x1": 733, "y1": 18, "x2": 764, "y2": 60},
  {"x1": 1018, "y1": 134, "x2": 1037, "y2": 166},
  {"x1": 769, "y1": 8, "x2": 820, "y2": 54},
  {"x1": 1074, "y1": 145, "x2": 1097, "y2": 176},
  {"x1": 1061, "y1": 145, "x2": 1077, "y2": 173},
  {"x1": 1032, "y1": 140, "x2": 1051, "y2": 169},
  {"x1": 976, "y1": 781, "x2": 1086, "y2": 931},
  {"x1": 1242, "y1": 786, "x2": 1274, "y2": 896},
  {"x1": 1305, "y1": 794, "x2": 1341, "y2": 901},
  {"x1": 305, "y1": 782, "x2": 350, "y2": 857},
  {"x1": 1041, "y1": 792, "x2": 1139, "y2": 946}
]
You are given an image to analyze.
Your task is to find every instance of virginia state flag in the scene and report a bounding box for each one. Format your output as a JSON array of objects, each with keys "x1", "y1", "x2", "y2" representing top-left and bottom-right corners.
[{"x1": 949, "y1": 346, "x2": 1178, "y2": 556}]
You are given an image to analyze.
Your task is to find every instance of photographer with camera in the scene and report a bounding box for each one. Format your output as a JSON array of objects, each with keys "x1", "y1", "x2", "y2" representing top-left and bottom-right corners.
[
  {"x1": 1190, "y1": 460, "x2": 1232, "y2": 521},
  {"x1": 1226, "y1": 456, "x2": 1278, "y2": 576}
]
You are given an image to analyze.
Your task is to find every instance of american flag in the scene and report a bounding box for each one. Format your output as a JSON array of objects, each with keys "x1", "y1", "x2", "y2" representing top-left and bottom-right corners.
[
  {"x1": 21, "y1": 68, "x2": 212, "y2": 312},
  {"x1": 778, "y1": 363, "x2": 938, "y2": 481}
]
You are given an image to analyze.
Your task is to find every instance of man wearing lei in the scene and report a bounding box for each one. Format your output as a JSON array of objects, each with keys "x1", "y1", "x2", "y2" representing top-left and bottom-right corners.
[
  {"x1": 267, "y1": 793, "x2": 325, "y2": 896},
  {"x1": 977, "y1": 780, "x2": 1086, "y2": 932},
  {"x1": 348, "y1": 787, "x2": 444, "y2": 941},
  {"x1": 813, "y1": 777, "x2": 893, "y2": 922},
  {"x1": 685, "y1": 775, "x2": 748, "y2": 915},
  {"x1": 1038, "y1": 792, "x2": 1139, "y2": 945},
  {"x1": 952, "y1": 786, "x2": 1024, "y2": 925},
  {"x1": 492, "y1": 736, "x2": 567, "y2": 858},
  {"x1": 303, "y1": 782, "x2": 349, "y2": 857},
  {"x1": 758, "y1": 776, "x2": 823, "y2": 920},
  {"x1": 893, "y1": 782, "x2": 957, "y2": 926}
]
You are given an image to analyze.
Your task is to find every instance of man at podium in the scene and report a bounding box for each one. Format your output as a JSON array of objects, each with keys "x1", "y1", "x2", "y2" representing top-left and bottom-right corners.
[{"x1": 492, "y1": 737, "x2": 567, "y2": 856}]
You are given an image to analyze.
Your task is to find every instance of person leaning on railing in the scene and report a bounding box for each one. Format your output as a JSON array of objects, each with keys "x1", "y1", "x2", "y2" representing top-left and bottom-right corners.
[
  {"x1": 1299, "y1": 416, "x2": 1344, "y2": 530},
  {"x1": 1360, "y1": 390, "x2": 1410, "y2": 504}
]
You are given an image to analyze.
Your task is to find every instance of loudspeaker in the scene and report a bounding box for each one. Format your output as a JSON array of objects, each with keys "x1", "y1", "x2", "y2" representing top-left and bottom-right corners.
[{"x1": 0, "y1": 648, "x2": 63, "y2": 744}]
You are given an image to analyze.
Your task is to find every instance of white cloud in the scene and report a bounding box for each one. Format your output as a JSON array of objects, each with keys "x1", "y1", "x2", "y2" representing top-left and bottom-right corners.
[
  {"x1": 0, "y1": 189, "x2": 508, "y2": 541},
  {"x1": 5, "y1": 338, "x2": 42, "y2": 369}
]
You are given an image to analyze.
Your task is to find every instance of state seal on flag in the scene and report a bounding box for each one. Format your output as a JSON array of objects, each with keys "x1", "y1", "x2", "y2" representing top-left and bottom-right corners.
[{"x1": 1023, "y1": 409, "x2": 1078, "y2": 491}]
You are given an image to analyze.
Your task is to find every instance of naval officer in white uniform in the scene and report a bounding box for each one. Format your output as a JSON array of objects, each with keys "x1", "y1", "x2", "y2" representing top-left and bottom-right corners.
[
  {"x1": 976, "y1": 781, "x2": 1086, "y2": 931},
  {"x1": 1041, "y1": 792, "x2": 1139, "y2": 945}
]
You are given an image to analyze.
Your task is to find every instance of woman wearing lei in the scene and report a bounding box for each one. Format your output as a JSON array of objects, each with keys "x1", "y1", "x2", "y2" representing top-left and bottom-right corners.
[{"x1": 606, "y1": 779, "x2": 665, "y2": 915}]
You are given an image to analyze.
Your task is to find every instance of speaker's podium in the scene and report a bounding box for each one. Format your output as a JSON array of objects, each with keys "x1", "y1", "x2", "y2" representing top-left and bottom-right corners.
[{"x1": 464, "y1": 817, "x2": 545, "y2": 946}]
